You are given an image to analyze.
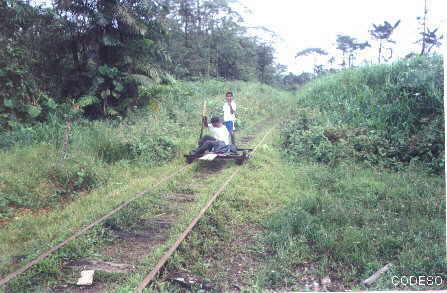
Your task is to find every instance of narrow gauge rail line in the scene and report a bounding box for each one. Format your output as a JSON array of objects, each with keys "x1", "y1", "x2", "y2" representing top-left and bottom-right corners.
[
  {"x1": 0, "y1": 164, "x2": 192, "y2": 287},
  {"x1": 136, "y1": 127, "x2": 274, "y2": 292}
]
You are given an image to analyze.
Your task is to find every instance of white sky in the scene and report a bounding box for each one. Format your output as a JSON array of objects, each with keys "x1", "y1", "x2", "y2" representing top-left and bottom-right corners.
[{"x1": 235, "y1": 0, "x2": 446, "y2": 74}]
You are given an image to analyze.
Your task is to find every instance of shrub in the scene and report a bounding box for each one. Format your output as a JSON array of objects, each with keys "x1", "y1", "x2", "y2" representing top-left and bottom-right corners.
[
  {"x1": 0, "y1": 46, "x2": 58, "y2": 129},
  {"x1": 283, "y1": 55, "x2": 444, "y2": 173}
]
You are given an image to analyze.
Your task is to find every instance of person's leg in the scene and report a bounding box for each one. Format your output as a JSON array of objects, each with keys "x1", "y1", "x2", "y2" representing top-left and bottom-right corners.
[
  {"x1": 224, "y1": 121, "x2": 235, "y2": 145},
  {"x1": 191, "y1": 140, "x2": 214, "y2": 155},
  {"x1": 229, "y1": 121, "x2": 235, "y2": 145},
  {"x1": 198, "y1": 135, "x2": 215, "y2": 146},
  {"x1": 223, "y1": 121, "x2": 230, "y2": 132}
]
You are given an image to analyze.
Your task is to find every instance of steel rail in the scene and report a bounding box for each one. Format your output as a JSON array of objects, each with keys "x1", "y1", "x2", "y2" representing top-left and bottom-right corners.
[
  {"x1": 135, "y1": 127, "x2": 274, "y2": 292},
  {"x1": 0, "y1": 164, "x2": 192, "y2": 287}
]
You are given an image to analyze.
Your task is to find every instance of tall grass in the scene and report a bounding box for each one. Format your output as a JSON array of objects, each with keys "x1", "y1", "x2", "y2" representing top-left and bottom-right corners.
[
  {"x1": 0, "y1": 80, "x2": 294, "y2": 292},
  {"x1": 265, "y1": 55, "x2": 446, "y2": 290},
  {"x1": 283, "y1": 55, "x2": 444, "y2": 172},
  {"x1": 0, "y1": 80, "x2": 292, "y2": 218},
  {"x1": 296, "y1": 55, "x2": 443, "y2": 133},
  {"x1": 263, "y1": 163, "x2": 445, "y2": 289}
]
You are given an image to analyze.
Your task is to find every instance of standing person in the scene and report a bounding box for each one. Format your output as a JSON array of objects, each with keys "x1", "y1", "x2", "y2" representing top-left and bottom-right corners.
[{"x1": 223, "y1": 91, "x2": 236, "y2": 144}]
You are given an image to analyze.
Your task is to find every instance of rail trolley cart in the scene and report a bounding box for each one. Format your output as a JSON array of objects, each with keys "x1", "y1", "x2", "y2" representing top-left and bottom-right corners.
[{"x1": 184, "y1": 148, "x2": 253, "y2": 165}]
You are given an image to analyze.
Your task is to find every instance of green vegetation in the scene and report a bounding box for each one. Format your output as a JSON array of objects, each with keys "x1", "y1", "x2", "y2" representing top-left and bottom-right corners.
[
  {"x1": 151, "y1": 130, "x2": 300, "y2": 292},
  {"x1": 262, "y1": 163, "x2": 445, "y2": 290},
  {"x1": 0, "y1": 0, "x2": 285, "y2": 129},
  {"x1": 282, "y1": 55, "x2": 444, "y2": 173},
  {"x1": 1, "y1": 1, "x2": 444, "y2": 291},
  {"x1": 0, "y1": 80, "x2": 287, "y2": 219},
  {"x1": 0, "y1": 80, "x2": 293, "y2": 292},
  {"x1": 261, "y1": 55, "x2": 445, "y2": 290}
]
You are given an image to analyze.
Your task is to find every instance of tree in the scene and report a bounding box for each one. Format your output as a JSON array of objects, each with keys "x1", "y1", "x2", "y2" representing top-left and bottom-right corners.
[
  {"x1": 52, "y1": 0, "x2": 168, "y2": 117},
  {"x1": 0, "y1": 0, "x2": 62, "y2": 127},
  {"x1": 295, "y1": 47, "x2": 328, "y2": 72},
  {"x1": 165, "y1": 0, "x2": 262, "y2": 80},
  {"x1": 418, "y1": 28, "x2": 443, "y2": 55},
  {"x1": 418, "y1": 0, "x2": 428, "y2": 55},
  {"x1": 0, "y1": 0, "x2": 285, "y2": 126},
  {"x1": 369, "y1": 20, "x2": 400, "y2": 63},
  {"x1": 295, "y1": 48, "x2": 328, "y2": 58},
  {"x1": 416, "y1": 0, "x2": 443, "y2": 55},
  {"x1": 336, "y1": 35, "x2": 370, "y2": 67},
  {"x1": 282, "y1": 72, "x2": 314, "y2": 90},
  {"x1": 256, "y1": 42, "x2": 275, "y2": 84}
]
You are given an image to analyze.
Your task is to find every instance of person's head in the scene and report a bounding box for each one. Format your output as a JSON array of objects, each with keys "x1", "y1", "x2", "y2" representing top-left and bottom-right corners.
[
  {"x1": 225, "y1": 91, "x2": 233, "y2": 103},
  {"x1": 210, "y1": 116, "x2": 223, "y2": 127}
]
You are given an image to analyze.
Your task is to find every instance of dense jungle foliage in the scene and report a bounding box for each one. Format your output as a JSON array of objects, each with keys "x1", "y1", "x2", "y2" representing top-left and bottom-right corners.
[{"x1": 0, "y1": 0, "x2": 284, "y2": 129}]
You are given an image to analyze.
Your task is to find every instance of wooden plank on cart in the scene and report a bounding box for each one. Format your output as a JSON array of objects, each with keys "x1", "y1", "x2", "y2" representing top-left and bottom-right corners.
[{"x1": 199, "y1": 153, "x2": 218, "y2": 161}]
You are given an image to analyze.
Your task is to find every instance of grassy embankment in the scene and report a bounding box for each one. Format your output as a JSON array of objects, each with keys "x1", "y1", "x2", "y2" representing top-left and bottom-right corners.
[
  {"x1": 0, "y1": 80, "x2": 294, "y2": 292},
  {"x1": 160, "y1": 55, "x2": 445, "y2": 292},
  {"x1": 263, "y1": 55, "x2": 445, "y2": 290}
]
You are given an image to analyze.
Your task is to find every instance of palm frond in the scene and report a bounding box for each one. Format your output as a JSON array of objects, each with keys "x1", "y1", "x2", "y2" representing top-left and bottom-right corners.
[
  {"x1": 128, "y1": 74, "x2": 155, "y2": 88},
  {"x1": 116, "y1": 5, "x2": 147, "y2": 35}
]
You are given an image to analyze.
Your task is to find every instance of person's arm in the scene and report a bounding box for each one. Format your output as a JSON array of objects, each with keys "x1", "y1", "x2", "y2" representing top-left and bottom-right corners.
[{"x1": 229, "y1": 102, "x2": 235, "y2": 114}]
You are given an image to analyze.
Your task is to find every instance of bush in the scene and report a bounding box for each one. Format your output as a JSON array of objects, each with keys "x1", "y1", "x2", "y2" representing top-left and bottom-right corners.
[
  {"x1": 0, "y1": 46, "x2": 58, "y2": 129},
  {"x1": 283, "y1": 55, "x2": 444, "y2": 173},
  {"x1": 0, "y1": 116, "x2": 65, "y2": 149}
]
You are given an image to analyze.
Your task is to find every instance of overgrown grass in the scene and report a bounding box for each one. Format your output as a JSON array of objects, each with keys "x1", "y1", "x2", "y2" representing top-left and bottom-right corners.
[
  {"x1": 262, "y1": 162, "x2": 446, "y2": 290},
  {"x1": 262, "y1": 55, "x2": 446, "y2": 290},
  {"x1": 0, "y1": 80, "x2": 290, "y2": 219},
  {"x1": 0, "y1": 145, "x2": 104, "y2": 212},
  {"x1": 139, "y1": 129, "x2": 300, "y2": 292},
  {"x1": 0, "y1": 80, "x2": 294, "y2": 292},
  {"x1": 284, "y1": 55, "x2": 444, "y2": 173}
]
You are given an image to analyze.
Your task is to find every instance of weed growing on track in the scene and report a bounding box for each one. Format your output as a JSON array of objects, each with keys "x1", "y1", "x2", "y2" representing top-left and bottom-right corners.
[
  {"x1": 113, "y1": 56, "x2": 445, "y2": 292},
  {"x1": 152, "y1": 133, "x2": 301, "y2": 292}
]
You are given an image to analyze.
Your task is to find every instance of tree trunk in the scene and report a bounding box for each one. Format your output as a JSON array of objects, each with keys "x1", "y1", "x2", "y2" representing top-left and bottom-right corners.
[
  {"x1": 216, "y1": 46, "x2": 219, "y2": 78},
  {"x1": 196, "y1": 0, "x2": 201, "y2": 34},
  {"x1": 420, "y1": 0, "x2": 427, "y2": 55},
  {"x1": 71, "y1": 39, "x2": 80, "y2": 70},
  {"x1": 378, "y1": 40, "x2": 382, "y2": 63}
]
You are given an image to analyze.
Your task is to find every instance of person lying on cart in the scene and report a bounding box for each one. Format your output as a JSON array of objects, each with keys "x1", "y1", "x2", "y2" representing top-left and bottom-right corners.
[{"x1": 189, "y1": 116, "x2": 237, "y2": 156}]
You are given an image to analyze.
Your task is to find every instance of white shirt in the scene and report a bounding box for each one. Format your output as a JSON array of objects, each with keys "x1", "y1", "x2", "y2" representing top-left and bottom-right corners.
[
  {"x1": 208, "y1": 124, "x2": 230, "y2": 145},
  {"x1": 223, "y1": 101, "x2": 236, "y2": 122}
]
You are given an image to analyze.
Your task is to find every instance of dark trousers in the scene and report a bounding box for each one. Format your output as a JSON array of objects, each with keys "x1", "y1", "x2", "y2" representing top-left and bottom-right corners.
[
  {"x1": 194, "y1": 140, "x2": 215, "y2": 155},
  {"x1": 191, "y1": 135, "x2": 216, "y2": 155},
  {"x1": 191, "y1": 135, "x2": 236, "y2": 155}
]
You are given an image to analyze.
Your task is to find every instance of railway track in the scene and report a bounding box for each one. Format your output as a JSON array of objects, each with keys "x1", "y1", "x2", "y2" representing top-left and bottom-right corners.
[
  {"x1": 136, "y1": 127, "x2": 273, "y2": 292},
  {"x1": 0, "y1": 126, "x2": 274, "y2": 292},
  {"x1": 0, "y1": 164, "x2": 193, "y2": 288}
]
